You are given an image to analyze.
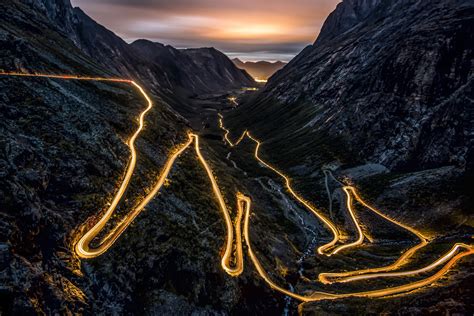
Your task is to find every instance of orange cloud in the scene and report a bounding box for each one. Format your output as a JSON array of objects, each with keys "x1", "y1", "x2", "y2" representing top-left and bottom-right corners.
[{"x1": 71, "y1": 0, "x2": 341, "y2": 61}]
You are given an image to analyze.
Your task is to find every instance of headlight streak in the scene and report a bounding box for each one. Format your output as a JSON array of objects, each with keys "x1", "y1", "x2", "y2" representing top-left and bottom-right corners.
[
  {"x1": 319, "y1": 187, "x2": 429, "y2": 284},
  {"x1": 192, "y1": 133, "x2": 244, "y2": 276},
  {"x1": 245, "y1": 131, "x2": 340, "y2": 255},
  {"x1": 219, "y1": 113, "x2": 473, "y2": 300},
  {"x1": 240, "y1": 193, "x2": 474, "y2": 302},
  {"x1": 329, "y1": 187, "x2": 365, "y2": 255},
  {"x1": 2, "y1": 72, "x2": 472, "y2": 303},
  {"x1": 218, "y1": 113, "x2": 247, "y2": 147}
]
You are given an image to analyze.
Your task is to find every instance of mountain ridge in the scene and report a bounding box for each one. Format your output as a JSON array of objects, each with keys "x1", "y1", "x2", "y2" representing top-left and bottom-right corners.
[{"x1": 19, "y1": 0, "x2": 256, "y2": 98}]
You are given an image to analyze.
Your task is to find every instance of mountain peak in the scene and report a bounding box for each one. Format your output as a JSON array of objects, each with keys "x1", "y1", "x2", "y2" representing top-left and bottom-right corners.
[{"x1": 315, "y1": 0, "x2": 383, "y2": 45}]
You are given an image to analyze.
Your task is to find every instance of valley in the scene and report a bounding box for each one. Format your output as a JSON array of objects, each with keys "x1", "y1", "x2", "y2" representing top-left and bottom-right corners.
[
  {"x1": 0, "y1": 0, "x2": 473, "y2": 314},
  {"x1": 2, "y1": 70, "x2": 472, "y2": 314}
]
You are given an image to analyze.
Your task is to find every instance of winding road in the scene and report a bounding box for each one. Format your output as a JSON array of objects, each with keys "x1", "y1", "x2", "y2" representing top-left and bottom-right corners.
[
  {"x1": 218, "y1": 114, "x2": 474, "y2": 301},
  {"x1": 2, "y1": 72, "x2": 473, "y2": 304}
]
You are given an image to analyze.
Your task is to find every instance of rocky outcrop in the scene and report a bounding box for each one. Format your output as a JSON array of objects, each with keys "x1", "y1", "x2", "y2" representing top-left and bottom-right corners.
[{"x1": 315, "y1": 0, "x2": 382, "y2": 45}]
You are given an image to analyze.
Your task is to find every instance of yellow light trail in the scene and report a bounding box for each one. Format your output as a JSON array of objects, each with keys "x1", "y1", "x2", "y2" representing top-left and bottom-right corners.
[
  {"x1": 0, "y1": 72, "x2": 163, "y2": 258},
  {"x1": 332, "y1": 243, "x2": 473, "y2": 282},
  {"x1": 0, "y1": 72, "x2": 197, "y2": 260},
  {"x1": 4, "y1": 72, "x2": 472, "y2": 304},
  {"x1": 319, "y1": 186, "x2": 429, "y2": 284},
  {"x1": 245, "y1": 131, "x2": 340, "y2": 255},
  {"x1": 76, "y1": 134, "x2": 194, "y2": 258},
  {"x1": 218, "y1": 116, "x2": 339, "y2": 255},
  {"x1": 329, "y1": 187, "x2": 366, "y2": 255},
  {"x1": 241, "y1": 192, "x2": 474, "y2": 302},
  {"x1": 0, "y1": 71, "x2": 131, "y2": 83},
  {"x1": 192, "y1": 133, "x2": 244, "y2": 276},
  {"x1": 218, "y1": 114, "x2": 247, "y2": 148},
  {"x1": 219, "y1": 113, "x2": 473, "y2": 300}
]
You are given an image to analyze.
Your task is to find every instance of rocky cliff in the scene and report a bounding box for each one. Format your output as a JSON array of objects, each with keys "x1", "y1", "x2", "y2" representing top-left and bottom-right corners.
[{"x1": 315, "y1": 0, "x2": 382, "y2": 45}]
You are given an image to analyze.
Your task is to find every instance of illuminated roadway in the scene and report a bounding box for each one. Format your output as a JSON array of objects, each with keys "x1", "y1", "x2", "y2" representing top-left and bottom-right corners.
[
  {"x1": 2, "y1": 72, "x2": 472, "y2": 303},
  {"x1": 218, "y1": 114, "x2": 474, "y2": 301}
]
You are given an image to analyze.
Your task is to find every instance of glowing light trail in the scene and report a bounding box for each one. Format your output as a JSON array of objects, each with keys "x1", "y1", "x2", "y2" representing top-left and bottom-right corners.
[
  {"x1": 240, "y1": 192, "x2": 474, "y2": 302},
  {"x1": 245, "y1": 131, "x2": 340, "y2": 255},
  {"x1": 219, "y1": 113, "x2": 473, "y2": 300},
  {"x1": 329, "y1": 187, "x2": 365, "y2": 255},
  {"x1": 332, "y1": 243, "x2": 473, "y2": 283},
  {"x1": 3, "y1": 72, "x2": 472, "y2": 304},
  {"x1": 218, "y1": 114, "x2": 247, "y2": 147},
  {"x1": 77, "y1": 135, "x2": 194, "y2": 258},
  {"x1": 192, "y1": 133, "x2": 244, "y2": 276},
  {"x1": 0, "y1": 72, "x2": 162, "y2": 258},
  {"x1": 319, "y1": 186, "x2": 429, "y2": 284},
  {"x1": 0, "y1": 71, "x2": 131, "y2": 83}
]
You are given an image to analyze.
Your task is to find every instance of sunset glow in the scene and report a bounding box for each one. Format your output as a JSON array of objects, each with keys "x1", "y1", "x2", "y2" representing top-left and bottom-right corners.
[{"x1": 70, "y1": 0, "x2": 341, "y2": 61}]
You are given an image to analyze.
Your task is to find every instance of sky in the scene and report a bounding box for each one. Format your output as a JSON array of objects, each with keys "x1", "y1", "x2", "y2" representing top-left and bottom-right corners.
[{"x1": 70, "y1": 0, "x2": 341, "y2": 62}]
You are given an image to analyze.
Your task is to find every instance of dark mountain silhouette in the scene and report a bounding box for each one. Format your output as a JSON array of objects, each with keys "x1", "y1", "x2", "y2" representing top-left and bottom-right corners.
[
  {"x1": 230, "y1": 0, "x2": 473, "y2": 173},
  {"x1": 14, "y1": 0, "x2": 256, "y2": 98}
]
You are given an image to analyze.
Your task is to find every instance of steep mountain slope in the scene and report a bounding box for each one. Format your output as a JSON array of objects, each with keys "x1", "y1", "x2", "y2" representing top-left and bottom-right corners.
[
  {"x1": 229, "y1": 0, "x2": 473, "y2": 173},
  {"x1": 315, "y1": 0, "x2": 382, "y2": 45},
  {"x1": 0, "y1": 0, "x2": 272, "y2": 314},
  {"x1": 232, "y1": 58, "x2": 287, "y2": 80}
]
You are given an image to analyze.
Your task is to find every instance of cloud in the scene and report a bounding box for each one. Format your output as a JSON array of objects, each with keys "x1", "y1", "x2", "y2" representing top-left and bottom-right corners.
[{"x1": 70, "y1": 0, "x2": 340, "y2": 61}]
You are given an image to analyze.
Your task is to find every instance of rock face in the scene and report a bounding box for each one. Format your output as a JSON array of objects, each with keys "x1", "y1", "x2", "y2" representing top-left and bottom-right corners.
[{"x1": 315, "y1": 0, "x2": 382, "y2": 45}]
